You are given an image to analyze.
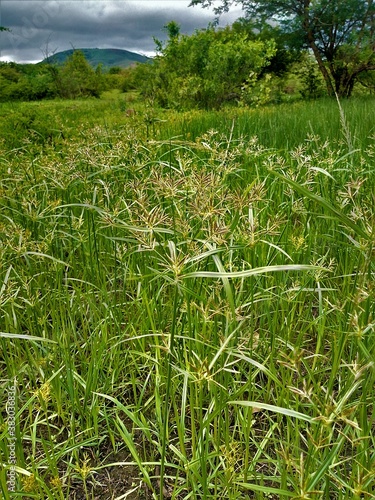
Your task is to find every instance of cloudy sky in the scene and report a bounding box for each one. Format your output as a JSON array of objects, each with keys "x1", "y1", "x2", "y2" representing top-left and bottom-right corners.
[{"x1": 0, "y1": 0, "x2": 244, "y2": 63}]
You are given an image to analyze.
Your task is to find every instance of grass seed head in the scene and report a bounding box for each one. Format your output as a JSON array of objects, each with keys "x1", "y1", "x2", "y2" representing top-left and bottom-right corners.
[{"x1": 22, "y1": 474, "x2": 37, "y2": 492}]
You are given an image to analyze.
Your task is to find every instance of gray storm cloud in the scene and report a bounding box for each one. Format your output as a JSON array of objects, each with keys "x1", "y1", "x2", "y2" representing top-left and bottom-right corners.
[{"x1": 0, "y1": 0, "x2": 243, "y2": 63}]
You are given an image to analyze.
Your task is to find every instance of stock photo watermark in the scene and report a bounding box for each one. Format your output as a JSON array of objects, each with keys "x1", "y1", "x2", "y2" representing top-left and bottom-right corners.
[
  {"x1": 0, "y1": 0, "x2": 61, "y2": 60},
  {"x1": 6, "y1": 378, "x2": 17, "y2": 493}
]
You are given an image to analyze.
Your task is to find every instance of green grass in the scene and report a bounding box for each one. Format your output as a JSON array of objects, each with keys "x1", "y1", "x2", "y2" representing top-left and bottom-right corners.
[{"x1": 0, "y1": 94, "x2": 375, "y2": 499}]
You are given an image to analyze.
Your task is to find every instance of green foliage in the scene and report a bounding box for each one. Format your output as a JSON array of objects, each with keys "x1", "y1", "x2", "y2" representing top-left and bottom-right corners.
[
  {"x1": 232, "y1": 18, "x2": 299, "y2": 77},
  {"x1": 297, "y1": 54, "x2": 326, "y2": 99},
  {"x1": 0, "y1": 52, "x2": 141, "y2": 102},
  {"x1": 0, "y1": 63, "x2": 57, "y2": 101},
  {"x1": 56, "y1": 50, "x2": 103, "y2": 98},
  {"x1": 190, "y1": 0, "x2": 375, "y2": 98},
  {"x1": 0, "y1": 106, "x2": 64, "y2": 150},
  {"x1": 108, "y1": 66, "x2": 122, "y2": 74},
  {"x1": 357, "y1": 70, "x2": 375, "y2": 94},
  {"x1": 163, "y1": 19, "x2": 181, "y2": 39},
  {"x1": 98, "y1": 65, "x2": 139, "y2": 93},
  {"x1": 138, "y1": 23, "x2": 276, "y2": 109},
  {"x1": 0, "y1": 52, "x2": 109, "y2": 102},
  {"x1": 119, "y1": 66, "x2": 138, "y2": 92}
]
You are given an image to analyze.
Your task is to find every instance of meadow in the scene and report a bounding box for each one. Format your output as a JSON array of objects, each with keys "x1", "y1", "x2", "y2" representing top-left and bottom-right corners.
[{"x1": 0, "y1": 93, "x2": 374, "y2": 499}]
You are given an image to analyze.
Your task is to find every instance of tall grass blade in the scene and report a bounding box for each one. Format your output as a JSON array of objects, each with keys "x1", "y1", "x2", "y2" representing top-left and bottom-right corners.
[
  {"x1": 0, "y1": 332, "x2": 57, "y2": 342},
  {"x1": 183, "y1": 264, "x2": 321, "y2": 279},
  {"x1": 269, "y1": 170, "x2": 368, "y2": 239},
  {"x1": 235, "y1": 482, "x2": 297, "y2": 497},
  {"x1": 228, "y1": 401, "x2": 314, "y2": 423}
]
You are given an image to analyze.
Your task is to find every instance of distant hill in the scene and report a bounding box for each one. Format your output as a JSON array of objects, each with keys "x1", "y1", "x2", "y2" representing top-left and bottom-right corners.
[{"x1": 40, "y1": 48, "x2": 150, "y2": 68}]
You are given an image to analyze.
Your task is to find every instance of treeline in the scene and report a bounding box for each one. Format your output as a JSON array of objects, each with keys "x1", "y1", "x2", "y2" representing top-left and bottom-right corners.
[
  {"x1": 1, "y1": 20, "x2": 374, "y2": 107},
  {"x1": 0, "y1": 50, "x2": 136, "y2": 101},
  {"x1": 135, "y1": 20, "x2": 374, "y2": 110}
]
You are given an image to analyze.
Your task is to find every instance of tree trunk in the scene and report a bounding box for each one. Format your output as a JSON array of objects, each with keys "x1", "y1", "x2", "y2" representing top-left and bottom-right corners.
[
  {"x1": 333, "y1": 67, "x2": 356, "y2": 98},
  {"x1": 301, "y1": 0, "x2": 336, "y2": 97},
  {"x1": 307, "y1": 33, "x2": 336, "y2": 96}
]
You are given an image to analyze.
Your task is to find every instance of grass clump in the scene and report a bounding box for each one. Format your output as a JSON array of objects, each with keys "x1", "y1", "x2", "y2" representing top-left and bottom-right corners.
[{"x1": 0, "y1": 96, "x2": 374, "y2": 499}]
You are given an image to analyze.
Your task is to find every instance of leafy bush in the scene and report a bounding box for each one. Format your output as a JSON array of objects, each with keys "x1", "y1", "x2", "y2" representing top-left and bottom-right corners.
[
  {"x1": 0, "y1": 63, "x2": 57, "y2": 101},
  {"x1": 55, "y1": 50, "x2": 103, "y2": 98},
  {"x1": 136, "y1": 23, "x2": 276, "y2": 110}
]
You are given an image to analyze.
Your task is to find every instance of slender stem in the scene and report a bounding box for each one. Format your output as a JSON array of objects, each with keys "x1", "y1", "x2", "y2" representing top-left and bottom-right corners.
[{"x1": 159, "y1": 285, "x2": 180, "y2": 500}]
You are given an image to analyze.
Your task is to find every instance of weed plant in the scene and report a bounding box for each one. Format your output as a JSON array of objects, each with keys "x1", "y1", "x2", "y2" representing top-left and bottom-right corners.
[{"x1": 0, "y1": 96, "x2": 374, "y2": 499}]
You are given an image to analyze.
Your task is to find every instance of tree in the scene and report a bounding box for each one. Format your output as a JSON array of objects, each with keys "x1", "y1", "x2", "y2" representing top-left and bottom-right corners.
[
  {"x1": 189, "y1": 0, "x2": 375, "y2": 97},
  {"x1": 232, "y1": 18, "x2": 299, "y2": 77},
  {"x1": 57, "y1": 50, "x2": 103, "y2": 98},
  {"x1": 140, "y1": 23, "x2": 276, "y2": 109}
]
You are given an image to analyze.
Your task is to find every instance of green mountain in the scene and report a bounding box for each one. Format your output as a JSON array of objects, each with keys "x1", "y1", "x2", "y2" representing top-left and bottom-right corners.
[{"x1": 40, "y1": 48, "x2": 150, "y2": 68}]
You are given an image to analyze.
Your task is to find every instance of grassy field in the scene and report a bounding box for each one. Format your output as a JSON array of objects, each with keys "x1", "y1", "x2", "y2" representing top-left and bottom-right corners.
[{"x1": 0, "y1": 93, "x2": 375, "y2": 499}]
